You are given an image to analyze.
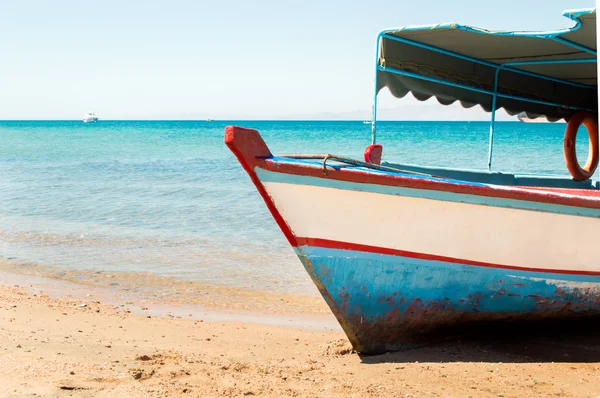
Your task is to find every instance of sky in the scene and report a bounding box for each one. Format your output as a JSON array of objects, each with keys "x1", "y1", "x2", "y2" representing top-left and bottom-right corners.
[{"x1": 0, "y1": 0, "x2": 595, "y2": 120}]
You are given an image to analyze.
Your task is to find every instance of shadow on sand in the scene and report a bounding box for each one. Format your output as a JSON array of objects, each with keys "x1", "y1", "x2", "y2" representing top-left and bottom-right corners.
[{"x1": 360, "y1": 317, "x2": 600, "y2": 364}]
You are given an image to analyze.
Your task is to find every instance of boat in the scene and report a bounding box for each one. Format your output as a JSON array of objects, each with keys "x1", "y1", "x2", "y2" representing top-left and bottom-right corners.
[
  {"x1": 363, "y1": 120, "x2": 372, "y2": 124},
  {"x1": 82, "y1": 112, "x2": 98, "y2": 123},
  {"x1": 226, "y1": 8, "x2": 599, "y2": 354}
]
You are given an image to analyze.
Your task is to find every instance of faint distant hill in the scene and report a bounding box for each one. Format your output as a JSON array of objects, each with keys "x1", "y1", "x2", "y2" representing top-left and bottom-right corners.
[{"x1": 288, "y1": 105, "x2": 516, "y2": 121}]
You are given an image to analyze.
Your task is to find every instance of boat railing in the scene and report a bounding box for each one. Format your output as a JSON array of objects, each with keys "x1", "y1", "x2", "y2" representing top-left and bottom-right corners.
[
  {"x1": 276, "y1": 153, "x2": 599, "y2": 189},
  {"x1": 276, "y1": 153, "x2": 433, "y2": 177}
]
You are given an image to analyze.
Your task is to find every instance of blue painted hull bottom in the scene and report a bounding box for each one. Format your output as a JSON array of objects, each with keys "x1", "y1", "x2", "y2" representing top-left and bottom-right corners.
[{"x1": 295, "y1": 246, "x2": 600, "y2": 354}]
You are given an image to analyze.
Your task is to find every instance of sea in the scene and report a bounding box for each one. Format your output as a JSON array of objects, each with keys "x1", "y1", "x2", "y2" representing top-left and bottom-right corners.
[{"x1": 0, "y1": 120, "x2": 591, "y2": 300}]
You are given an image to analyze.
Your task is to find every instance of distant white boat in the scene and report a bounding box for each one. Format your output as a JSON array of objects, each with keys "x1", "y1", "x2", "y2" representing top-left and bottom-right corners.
[
  {"x1": 363, "y1": 120, "x2": 371, "y2": 124},
  {"x1": 82, "y1": 112, "x2": 98, "y2": 123}
]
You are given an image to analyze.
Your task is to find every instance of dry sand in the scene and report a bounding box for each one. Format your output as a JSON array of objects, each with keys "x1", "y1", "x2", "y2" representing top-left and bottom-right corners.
[{"x1": 1, "y1": 273, "x2": 599, "y2": 397}]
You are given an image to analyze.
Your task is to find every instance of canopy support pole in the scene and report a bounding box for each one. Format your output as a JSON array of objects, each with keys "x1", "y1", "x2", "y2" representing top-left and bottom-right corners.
[
  {"x1": 371, "y1": 34, "x2": 382, "y2": 145},
  {"x1": 371, "y1": 97, "x2": 379, "y2": 145},
  {"x1": 488, "y1": 69, "x2": 500, "y2": 171}
]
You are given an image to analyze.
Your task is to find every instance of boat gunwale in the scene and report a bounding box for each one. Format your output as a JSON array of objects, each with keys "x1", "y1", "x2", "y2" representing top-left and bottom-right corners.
[
  {"x1": 225, "y1": 125, "x2": 600, "y2": 213},
  {"x1": 259, "y1": 154, "x2": 600, "y2": 209}
]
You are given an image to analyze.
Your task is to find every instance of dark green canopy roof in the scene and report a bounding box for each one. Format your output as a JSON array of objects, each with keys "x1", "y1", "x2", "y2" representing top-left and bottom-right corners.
[{"x1": 377, "y1": 9, "x2": 597, "y2": 121}]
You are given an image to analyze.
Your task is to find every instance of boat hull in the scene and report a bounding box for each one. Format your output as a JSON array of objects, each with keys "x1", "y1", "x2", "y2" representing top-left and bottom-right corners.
[
  {"x1": 225, "y1": 126, "x2": 600, "y2": 354},
  {"x1": 297, "y1": 245, "x2": 600, "y2": 353}
]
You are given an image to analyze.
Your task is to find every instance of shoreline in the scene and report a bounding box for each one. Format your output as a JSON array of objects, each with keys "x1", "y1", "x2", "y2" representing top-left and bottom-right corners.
[
  {"x1": 0, "y1": 257, "x2": 329, "y2": 316},
  {"x1": 0, "y1": 269, "x2": 339, "y2": 332},
  {"x1": 0, "y1": 269, "x2": 599, "y2": 397}
]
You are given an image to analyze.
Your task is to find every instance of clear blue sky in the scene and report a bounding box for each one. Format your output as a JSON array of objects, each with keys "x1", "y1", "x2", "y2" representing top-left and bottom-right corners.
[{"x1": 0, "y1": 0, "x2": 595, "y2": 120}]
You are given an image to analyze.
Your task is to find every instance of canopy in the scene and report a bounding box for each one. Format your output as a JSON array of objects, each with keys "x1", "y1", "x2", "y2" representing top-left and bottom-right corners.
[{"x1": 376, "y1": 9, "x2": 597, "y2": 121}]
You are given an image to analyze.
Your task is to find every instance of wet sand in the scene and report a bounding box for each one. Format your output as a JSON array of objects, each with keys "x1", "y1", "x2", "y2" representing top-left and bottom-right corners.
[
  {"x1": 1, "y1": 271, "x2": 600, "y2": 397},
  {"x1": 0, "y1": 257, "x2": 328, "y2": 315}
]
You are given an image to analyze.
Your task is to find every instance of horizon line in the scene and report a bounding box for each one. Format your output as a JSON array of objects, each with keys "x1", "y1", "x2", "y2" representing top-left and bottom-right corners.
[{"x1": 0, "y1": 119, "x2": 529, "y2": 123}]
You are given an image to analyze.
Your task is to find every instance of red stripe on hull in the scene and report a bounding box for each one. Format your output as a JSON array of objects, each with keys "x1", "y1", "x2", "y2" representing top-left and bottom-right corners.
[
  {"x1": 295, "y1": 237, "x2": 600, "y2": 276},
  {"x1": 526, "y1": 186, "x2": 600, "y2": 197},
  {"x1": 258, "y1": 159, "x2": 600, "y2": 210}
]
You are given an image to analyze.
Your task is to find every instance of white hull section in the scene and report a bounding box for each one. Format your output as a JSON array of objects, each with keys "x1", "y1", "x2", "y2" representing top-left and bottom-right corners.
[{"x1": 261, "y1": 180, "x2": 600, "y2": 273}]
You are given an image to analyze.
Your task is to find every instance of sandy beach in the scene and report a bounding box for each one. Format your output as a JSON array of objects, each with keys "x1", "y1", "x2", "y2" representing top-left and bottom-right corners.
[
  {"x1": 1, "y1": 0, "x2": 599, "y2": 396},
  {"x1": 0, "y1": 270, "x2": 598, "y2": 398}
]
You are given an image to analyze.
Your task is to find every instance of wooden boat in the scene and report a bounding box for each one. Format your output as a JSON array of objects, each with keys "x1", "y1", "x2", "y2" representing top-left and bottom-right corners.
[{"x1": 226, "y1": 8, "x2": 600, "y2": 354}]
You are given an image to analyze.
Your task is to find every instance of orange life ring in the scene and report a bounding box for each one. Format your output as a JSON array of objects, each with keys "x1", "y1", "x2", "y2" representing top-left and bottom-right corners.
[{"x1": 563, "y1": 111, "x2": 599, "y2": 181}]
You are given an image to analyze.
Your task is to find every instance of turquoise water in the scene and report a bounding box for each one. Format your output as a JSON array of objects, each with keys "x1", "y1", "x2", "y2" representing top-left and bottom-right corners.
[{"x1": 0, "y1": 120, "x2": 590, "y2": 295}]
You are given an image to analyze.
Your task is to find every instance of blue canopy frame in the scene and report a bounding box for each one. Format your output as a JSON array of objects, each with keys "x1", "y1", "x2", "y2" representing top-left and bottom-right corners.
[{"x1": 370, "y1": 8, "x2": 598, "y2": 171}]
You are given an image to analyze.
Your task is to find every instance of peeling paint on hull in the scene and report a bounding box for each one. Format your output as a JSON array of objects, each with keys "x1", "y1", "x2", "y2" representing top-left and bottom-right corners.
[{"x1": 295, "y1": 246, "x2": 600, "y2": 354}]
